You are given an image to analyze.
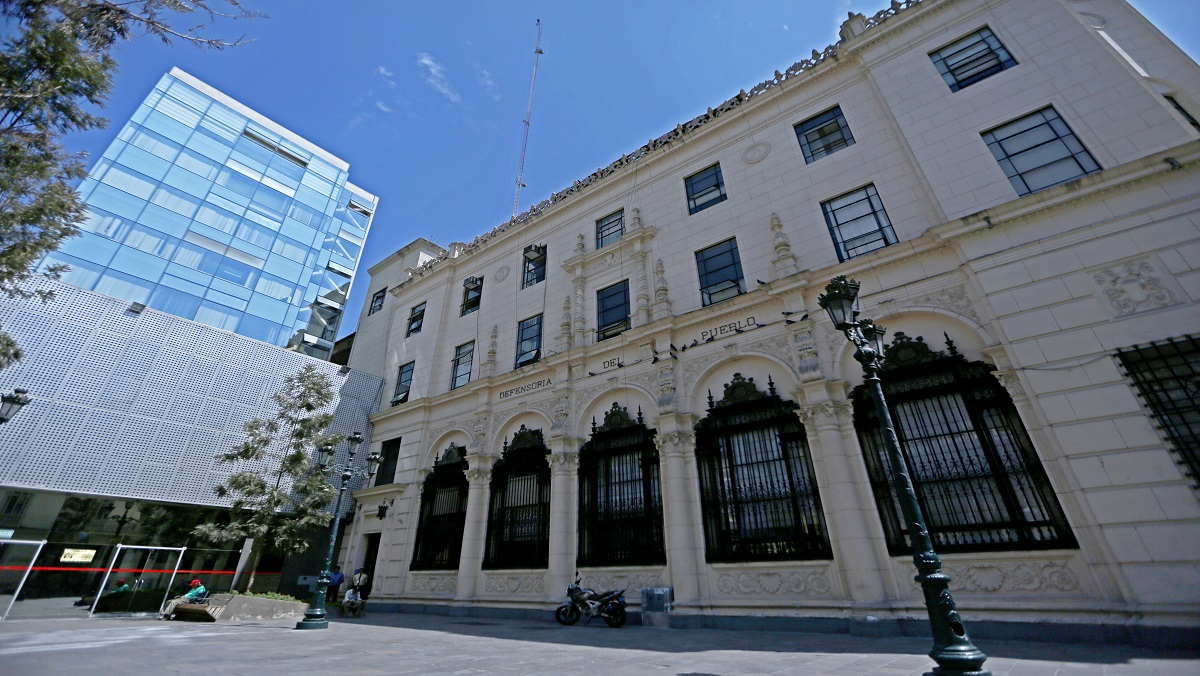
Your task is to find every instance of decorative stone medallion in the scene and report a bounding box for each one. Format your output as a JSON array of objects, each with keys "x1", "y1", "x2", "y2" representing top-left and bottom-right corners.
[{"x1": 742, "y1": 142, "x2": 771, "y2": 164}]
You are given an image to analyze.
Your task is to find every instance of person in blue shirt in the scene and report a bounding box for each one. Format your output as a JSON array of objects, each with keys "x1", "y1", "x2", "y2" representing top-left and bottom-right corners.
[{"x1": 328, "y1": 566, "x2": 345, "y2": 602}]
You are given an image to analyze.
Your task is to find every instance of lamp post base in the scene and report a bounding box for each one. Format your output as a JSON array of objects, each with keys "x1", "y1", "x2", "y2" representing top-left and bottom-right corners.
[{"x1": 295, "y1": 613, "x2": 329, "y2": 630}]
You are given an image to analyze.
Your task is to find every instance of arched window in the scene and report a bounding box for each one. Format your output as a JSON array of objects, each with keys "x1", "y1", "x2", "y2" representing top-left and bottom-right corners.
[
  {"x1": 696, "y1": 374, "x2": 832, "y2": 562},
  {"x1": 854, "y1": 334, "x2": 1077, "y2": 554},
  {"x1": 410, "y1": 444, "x2": 468, "y2": 570},
  {"x1": 578, "y1": 403, "x2": 665, "y2": 567},
  {"x1": 483, "y1": 426, "x2": 551, "y2": 569}
]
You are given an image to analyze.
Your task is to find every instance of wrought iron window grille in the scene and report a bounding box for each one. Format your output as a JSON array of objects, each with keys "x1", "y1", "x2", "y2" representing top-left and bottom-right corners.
[
  {"x1": 578, "y1": 403, "x2": 665, "y2": 567},
  {"x1": 411, "y1": 444, "x2": 469, "y2": 570},
  {"x1": 853, "y1": 333, "x2": 1077, "y2": 555},
  {"x1": 696, "y1": 374, "x2": 832, "y2": 563},
  {"x1": 483, "y1": 426, "x2": 551, "y2": 569},
  {"x1": 1117, "y1": 335, "x2": 1200, "y2": 489}
]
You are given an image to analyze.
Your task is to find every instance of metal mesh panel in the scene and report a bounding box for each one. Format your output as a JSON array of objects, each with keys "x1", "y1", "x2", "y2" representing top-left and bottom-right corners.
[
  {"x1": 0, "y1": 278, "x2": 382, "y2": 508},
  {"x1": 1117, "y1": 335, "x2": 1200, "y2": 488}
]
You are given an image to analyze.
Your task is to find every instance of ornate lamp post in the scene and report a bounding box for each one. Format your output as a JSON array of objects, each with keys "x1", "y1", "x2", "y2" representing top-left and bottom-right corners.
[
  {"x1": 818, "y1": 276, "x2": 989, "y2": 676},
  {"x1": 295, "y1": 432, "x2": 380, "y2": 630},
  {"x1": 0, "y1": 389, "x2": 31, "y2": 424}
]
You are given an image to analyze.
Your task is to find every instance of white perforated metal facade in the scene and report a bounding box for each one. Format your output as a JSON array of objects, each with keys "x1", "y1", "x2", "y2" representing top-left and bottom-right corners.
[{"x1": 0, "y1": 277, "x2": 383, "y2": 508}]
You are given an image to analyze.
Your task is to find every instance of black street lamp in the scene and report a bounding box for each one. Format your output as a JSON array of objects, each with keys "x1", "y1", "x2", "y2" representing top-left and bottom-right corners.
[
  {"x1": 295, "y1": 432, "x2": 380, "y2": 630},
  {"x1": 818, "y1": 276, "x2": 990, "y2": 676},
  {"x1": 0, "y1": 389, "x2": 31, "y2": 424}
]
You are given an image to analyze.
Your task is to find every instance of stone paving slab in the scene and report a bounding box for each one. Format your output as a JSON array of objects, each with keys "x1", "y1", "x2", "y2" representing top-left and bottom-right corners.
[{"x1": 0, "y1": 612, "x2": 1196, "y2": 675}]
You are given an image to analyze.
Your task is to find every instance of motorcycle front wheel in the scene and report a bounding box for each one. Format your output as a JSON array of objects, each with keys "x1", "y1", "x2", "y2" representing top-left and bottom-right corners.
[
  {"x1": 555, "y1": 604, "x2": 581, "y2": 625},
  {"x1": 603, "y1": 605, "x2": 627, "y2": 628}
]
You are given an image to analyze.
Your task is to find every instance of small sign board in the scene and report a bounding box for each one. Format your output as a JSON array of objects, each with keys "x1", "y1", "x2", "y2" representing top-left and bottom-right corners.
[{"x1": 60, "y1": 548, "x2": 96, "y2": 563}]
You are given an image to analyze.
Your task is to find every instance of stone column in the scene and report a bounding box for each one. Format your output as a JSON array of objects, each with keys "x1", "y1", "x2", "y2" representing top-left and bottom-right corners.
[
  {"x1": 797, "y1": 390, "x2": 890, "y2": 609},
  {"x1": 654, "y1": 414, "x2": 704, "y2": 607},
  {"x1": 456, "y1": 454, "x2": 494, "y2": 601},
  {"x1": 546, "y1": 437, "x2": 581, "y2": 600}
]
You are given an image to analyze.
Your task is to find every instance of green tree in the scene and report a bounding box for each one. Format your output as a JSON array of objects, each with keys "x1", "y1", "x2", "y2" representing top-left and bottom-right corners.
[
  {"x1": 0, "y1": 0, "x2": 251, "y2": 369},
  {"x1": 194, "y1": 365, "x2": 342, "y2": 592}
]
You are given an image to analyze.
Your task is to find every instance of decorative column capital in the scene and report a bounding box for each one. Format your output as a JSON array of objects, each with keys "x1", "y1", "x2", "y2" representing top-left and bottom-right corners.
[
  {"x1": 796, "y1": 400, "x2": 853, "y2": 429},
  {"x1": 654, "y1": 431, "x2": 696, "y2": 458},
  {"x1": 991, "y1": 369, "x2": 1026, "y2": 400},
  {"x1": 465, "y1": 468, "x2": 492, "y2": 484},
  {"x1": 548, "y1": 452, "x2": 580, "y2": 473}
]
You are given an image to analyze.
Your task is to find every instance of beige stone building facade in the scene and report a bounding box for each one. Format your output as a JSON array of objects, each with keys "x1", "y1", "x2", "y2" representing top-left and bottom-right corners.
[{"x1": 339, "y1": 0, "x2": 1200, "y2": 642}]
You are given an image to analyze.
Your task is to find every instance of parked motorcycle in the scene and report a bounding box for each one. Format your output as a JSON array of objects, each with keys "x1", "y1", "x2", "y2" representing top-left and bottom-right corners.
[{"x1": 554, "y1": 575, "x2": 627, "y2": 628}]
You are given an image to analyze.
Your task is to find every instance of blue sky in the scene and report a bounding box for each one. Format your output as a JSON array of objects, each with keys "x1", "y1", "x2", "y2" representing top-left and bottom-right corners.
[{"x1": 62, "y1": 0, "x2": 1200, "y2": 336}]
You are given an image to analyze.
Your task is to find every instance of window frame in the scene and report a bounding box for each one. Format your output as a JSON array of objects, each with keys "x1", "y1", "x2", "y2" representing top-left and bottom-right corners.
[
  {"x1": 595, "y1": 210, "x2": 625, "y2": 249},
  {"x1": 853, "y1": 336, "x2": 1077, "y2": 555},
  {"x1": 695, "y1": 374, "x2": 832, "y2": 563},
  {"x1": 514, "y1": 314, "x2": 543, "y2": 369},
  {"x1": 521, "y1": 244, "x2": 547, "y2": 289},
  {"x1": 406, "y1": 301, "x2": 426, "y2": 337},
  {"x1": 392, "y1": 361, "x2": 415, "y2": 406},
  {"x1": 794, "y1": 106, "x2": 856, "y2": 164},
  {"x1": 982, "y1": 106, "x2": 1100, "y2": 196},
  {"x1": 695, "y1": 238, "x2": 746, "y2": 307},
  {"x1": 483, "y1": 426, "x2": 551, "y2": 570},
  {"x1": 450, "y1": 341, "x2": 474, "y2": 390},
  {"x1": 684, "y1": 163, "x2": 728, "y2": 215},
  {"x1": 411, "y1": 444, "x2": 469, "y2": 570},
  {"x1": 368, "y1": 288, "x2": 386, "y2": 316},
  {"x1": 596, "y1": 280, "x2": 630, "y2": 342},
  {"x1": 821, "y1": 184, "x2": 898, "y2": 262},
  {"x1": 930, "y1": 26, "x2": 1017, "y2": 92},
  {"x1": 460, "y1": 277, "x2": 483, "y2": 316},
  {"x1": 1117, "y1": 335, "x2": 1200, "y2": 488}
]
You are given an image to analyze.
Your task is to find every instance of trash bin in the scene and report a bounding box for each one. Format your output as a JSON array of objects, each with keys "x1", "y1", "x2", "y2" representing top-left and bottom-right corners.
[{"x1": 641, "y1": 587, "x2": 673, "y2": 628}]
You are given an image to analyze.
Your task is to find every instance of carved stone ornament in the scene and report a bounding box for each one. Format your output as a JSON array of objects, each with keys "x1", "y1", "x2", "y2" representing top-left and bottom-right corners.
[
  {"x1": 408, "y1": 574, "x2": 457, "y2": 594},
  {"x1": 909, "y1": 285, "x2": 982, "y2": 325},
  {"x1": 654, "y1": 259, "x2": 670, "y2": 303},
  {"x1": 769, "y1": 213, "x2": 799, "y2": 278},
  {"x1": 717, "y1": 569, "x2": 832, "y2": 596},
  {"x1": 466, "y1": 468, "x2": 492, "y2": 483},
  {"x1": 991, "y1": 370, "x2": 1025, "y2": 399},
  {"x1": 548, "y1": 452, "x2": 580, "y2": 471},
  {"x1": 796, "y1": 400, "x2": 852, "y2": 429},
  {"x1": 911, "y1": 561, "x2": 1081, "y2": 594},
  {"x1": 1091, "y1": 258, "x2": 1177, "y2": 317},
  {"x1": 582, "y1": 572, "x2": 664, "y2": 592},
  {"x1": 742, "y1": 142, "x2": 771, "y2": 164},
  {"x1": 654, "y1": 431, "x2": 696, "y2": 457},
  {"x1": 494, "y1": 265, "x2": 510, "y2": 283},
  {"x1": 484, "y1": 575, "x2": 545, "y2": 595}
]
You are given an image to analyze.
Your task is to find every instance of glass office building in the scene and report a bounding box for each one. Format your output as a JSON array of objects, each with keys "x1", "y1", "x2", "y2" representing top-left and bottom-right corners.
[{"x1": 38, "y1": 68, "x2": 376, "y2": 360}]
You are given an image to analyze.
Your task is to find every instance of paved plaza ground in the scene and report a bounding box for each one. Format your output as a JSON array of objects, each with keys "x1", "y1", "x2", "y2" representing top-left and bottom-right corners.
[{"x1": 0, "y1": 611, "x2": 1197, "y2": 675}]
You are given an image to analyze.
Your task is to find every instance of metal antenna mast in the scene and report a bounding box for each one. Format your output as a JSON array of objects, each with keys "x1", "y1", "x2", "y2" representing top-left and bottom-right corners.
[{"x1": 513, "y1": 19, "x2": 543, "y2": 219}]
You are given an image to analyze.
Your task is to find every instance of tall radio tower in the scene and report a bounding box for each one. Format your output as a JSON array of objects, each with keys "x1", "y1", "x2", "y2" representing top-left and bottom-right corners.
[{"x1": 512, "y1": 19, "x2": 544, "y2": 219}]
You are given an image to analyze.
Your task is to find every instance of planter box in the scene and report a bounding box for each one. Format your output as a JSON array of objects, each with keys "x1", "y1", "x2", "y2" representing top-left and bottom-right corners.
[{"x1": 173, "y1": 594, "x2": 309, "y2": 622}]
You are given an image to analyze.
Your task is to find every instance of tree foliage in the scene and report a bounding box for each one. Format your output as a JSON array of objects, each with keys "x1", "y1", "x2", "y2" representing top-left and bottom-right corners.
[
  {"x1": 0, "y1": 0, "x2": 252, "y2": 369},
  {"x1": 193, "y1": 365, "x2": 341, "y2": 592}
]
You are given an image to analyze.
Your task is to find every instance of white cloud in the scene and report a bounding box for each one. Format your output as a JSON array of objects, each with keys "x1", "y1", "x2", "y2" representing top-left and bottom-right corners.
[
  {"x1": 375, "y1": 65, "x2": 396, "y2": 87},
  {"x1": 475, "y1": 65, "x2": 501, "y2": 102},
  {"x1": 416, "y1": 52, "x2": 461, "y2": 103},
  {"x1": 782, "y1": 23, "x2": 789, "y2": 31},
  {"x1": 375, "y1": 101, "x2": 394, "y2": 113}
]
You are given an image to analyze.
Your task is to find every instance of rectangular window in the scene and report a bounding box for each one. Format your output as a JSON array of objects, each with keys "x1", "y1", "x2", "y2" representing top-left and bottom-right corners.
[
  {"x1": 515, "y1": 314, "x2": 543, "y2": 369},
  {"x1": 822, "y1": 184, "x2": 898, "y2": 261},
  {"x1": 595, "y1": 210, "x2": 625, "y2": 249},
  {"x1": 685, "y1": 163, "x2": 727, "y2": 214},
  {"x1": 931, "y1": 27, "x2": 1017, "y2": 92},
  {"x1": 368, "y1": 288, "x2": 386, "y2": 316},
  {"x1": 1117, "y1": 336, "x2": 1200, "y2": 489},
  {"x1": 375, "y1": 438, "x2": 402, "y2": 486},
  {"x1": 982, "y1": 107, "x2": 1100, "y2": 196},
  {"x1": 794, "y1": 106, "x2": 856, "y2": 163},
  {"x1": 597, "y1": 280, "x2": 630, "y2": 342},
  {"x1": 695, "y1": 238, "x2": 746, "y2": 306},
  {"x1": 450, "y1": 342, "x2": 474, "y2": 390},
  {"x1": 406, "y1": 302, "x2": 426, "y2": 336},
  {"x1": 521, "y1": 245, "x2": 546, "y2": 289},
  {"x1": 461, "y1": 277, "x2": 483, "y2": 316},
  {"x1": 392, "y1": 361, "x2": 415, "y2": 405},
  {"x1": 1165, "y1": 95, "x2": 1200, "y2": 131}
]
